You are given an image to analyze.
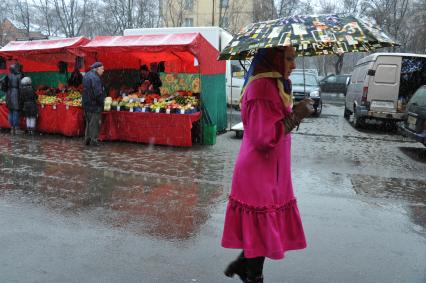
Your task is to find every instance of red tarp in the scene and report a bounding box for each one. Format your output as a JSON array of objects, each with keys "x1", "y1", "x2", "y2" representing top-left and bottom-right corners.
[
  {"x1": 0, "y1": 37, "x2": 90, "y2": 72},
  {"x1": 0, "y1": 103, "x2": 84, "y2": 136},
  {"x1": 80, "y1": 33, "x2": 225, "y2": 75},
  {"x1": 0, "y1": 104, "x2": 12, "y2": 128},
  {"x1": 0, "y1": 37, "x2": 89, "y2": 56},
  {"x1": 99, "y1": 111, "x2": 201, "y2": 147},
  {"x1": 37, "y1": 104, "x2": 84, "y2": 136}
]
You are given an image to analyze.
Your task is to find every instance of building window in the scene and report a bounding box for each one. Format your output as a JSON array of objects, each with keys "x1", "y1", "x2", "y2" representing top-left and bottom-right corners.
[
  {"x1": 221, "y1": 0, "x2": 229, "y2": 8},
  {"x1": 183, "y1": 18, "x2": 194, "y2": 27},
  {"x1": 184, "y1": 0, "x2": 193, "y2": 11}
]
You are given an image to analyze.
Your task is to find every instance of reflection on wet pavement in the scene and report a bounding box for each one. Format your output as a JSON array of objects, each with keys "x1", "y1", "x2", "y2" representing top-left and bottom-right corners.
[
  {"x1": 0, "y1": 133, "x2": 225, "y2": 241},
  {"x1": 350, "y1": 174, "x2": 426, "y2": 233},
  {"x1": 292, "y1": 105, "x2": 426, "y2": 237},
  {"x1": 351, "y1": 174, "x2": 426, "y2": 204},
  {"x1": 1, "y1": 104, "x2": 425, "y2": 282}
]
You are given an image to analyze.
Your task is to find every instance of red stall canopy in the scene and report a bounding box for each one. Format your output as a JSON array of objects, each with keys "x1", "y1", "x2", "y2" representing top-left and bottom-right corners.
[
  {"x1": 0, "y1": 37, "x2": 90, "y2": 72},
  {"x1": 0, "y1": 36, "x2": 89, "y2": 56},
  {"x1": 80, "y1": 33, "x2": 224, "y2": 74}
]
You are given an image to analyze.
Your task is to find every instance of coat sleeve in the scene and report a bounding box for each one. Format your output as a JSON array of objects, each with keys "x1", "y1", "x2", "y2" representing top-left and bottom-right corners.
[
  {"x1": 244, "y1": 98, "x2": 284, "y2": 151},
  {"x1": 94, "y1": 77, "x2": 105, "y2": 105}
]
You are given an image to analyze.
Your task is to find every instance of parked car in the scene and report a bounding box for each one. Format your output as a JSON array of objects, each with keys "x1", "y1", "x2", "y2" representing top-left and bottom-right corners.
[
  {"x1": 401, "y1": 85, "x2": 426, "y2": 146},
  {"x1": 290, "y1": 71, "x2": 322, "y2": 116},
  {"x1": 320, "y1": 74, "x2": 351, "y2": 95},
  {"x1": 345, "y1": 52, "x2": 426, "y2": 128}
]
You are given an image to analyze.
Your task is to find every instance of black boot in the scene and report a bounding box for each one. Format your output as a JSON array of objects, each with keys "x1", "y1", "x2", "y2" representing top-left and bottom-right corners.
[
  {"x1": 245, "y1": 256, "x2": 265, "y2": 283},
  {"x1": 224, "y1": 251, "x2": 247, "y2": 282},
  {"x1": 11, "y1": 127, "x2": 16, "y2": 135}
]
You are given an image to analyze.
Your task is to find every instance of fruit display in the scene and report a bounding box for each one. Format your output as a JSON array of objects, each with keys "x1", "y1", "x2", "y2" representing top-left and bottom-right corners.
[
  {"x1": 38, "y1": 95, "x2": 61, "y2": 105},
  {"x1": 105, "y1": 89, "x2": 200, "y2": 114},
  {"x1": 36, "y1": 86, "x2": 82, "y2": 107},
  {"x1": 31, "y1": 83, "x2": 199, "y2": 113},
  {"x1": 104, "y1": 97, "x2": 112, "y2": 111}
]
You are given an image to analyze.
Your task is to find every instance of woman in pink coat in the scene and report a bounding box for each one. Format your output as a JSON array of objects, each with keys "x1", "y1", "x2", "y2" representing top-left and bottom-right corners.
[{"x1": 222, "y1": 46, "x2": 314, "y2": 283}]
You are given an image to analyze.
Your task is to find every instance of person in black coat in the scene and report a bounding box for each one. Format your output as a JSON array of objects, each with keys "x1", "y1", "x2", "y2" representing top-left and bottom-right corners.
[
  {"x1": 20, "y1": 77, "x2": 38, "y2": 135},
  {"x1": 5, "y1": 64, "x2": 24, "y2": 134},
  {"x1": 139, "y1": 64, "x2": 162, "y2": 94},
  {"x1": 82, "y1": 62, "x2": 105, "y2": 146},
  {"x1": 68, "y1": 67, "x2": 83, "y2": 87}
]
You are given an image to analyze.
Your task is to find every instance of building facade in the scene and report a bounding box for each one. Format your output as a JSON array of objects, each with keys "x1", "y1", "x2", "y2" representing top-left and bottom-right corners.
[
  {"x1": 0, "y1": 19, "x2": 45, "y2": 47},
  {"x1": 159, "y1": 0, "x2": 258, "y2": 33}
]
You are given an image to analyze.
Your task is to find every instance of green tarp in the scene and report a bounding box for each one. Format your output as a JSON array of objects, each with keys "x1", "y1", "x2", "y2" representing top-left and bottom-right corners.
[{"x1": 201, "y1": 74, "x2": 227, "y2": 132}]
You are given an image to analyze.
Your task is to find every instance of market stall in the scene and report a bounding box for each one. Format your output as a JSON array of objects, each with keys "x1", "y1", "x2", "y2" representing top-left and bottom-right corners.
[
  {"x1": 0, "y1": 37, "x2": 89, "y2": 134},
  {"x1": 80, "y1": 33, "x2": 226, "y2": 146}
]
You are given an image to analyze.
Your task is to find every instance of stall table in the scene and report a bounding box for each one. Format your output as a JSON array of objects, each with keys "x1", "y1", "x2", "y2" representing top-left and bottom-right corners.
[
  {"x1": 37, "y1": 104, "x2": 84, "y2": 136},
  {"x1": 99, "y1": 111, "x2": 201, "y2": 147},
  {"x1": 0, "y1": 103, "x2": 84, "y2": 136},
  {"x1": 0, "y1": 103, "x2": 10, "y2": 128}
]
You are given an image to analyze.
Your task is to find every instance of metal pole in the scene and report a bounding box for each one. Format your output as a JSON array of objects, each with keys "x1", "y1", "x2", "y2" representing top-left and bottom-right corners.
[
  {"x1": 303, "y1": 51, "x2": 306, "y2": 95},
  {"x1": 212, "y1": 0, "x2": 215, "y2": 26},
  {"x1": 229, "y1": 62, "x2": 233, "y2": 131}
]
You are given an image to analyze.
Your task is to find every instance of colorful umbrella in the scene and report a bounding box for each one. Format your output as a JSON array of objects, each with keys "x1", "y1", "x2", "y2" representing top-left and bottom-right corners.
[{"x1": 218, "y1": 13, "x2": 399, "y2": 60}]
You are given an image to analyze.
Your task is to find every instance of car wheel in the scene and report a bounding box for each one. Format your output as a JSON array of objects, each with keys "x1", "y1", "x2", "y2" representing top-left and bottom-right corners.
[
  {"x1": 383, "y1": 121, "x2": 397, "y2": 132},
  {"x1": 314, "y1": 100, "x2": 322, "y2": 117},
  {"x1": 236, "y1": 130, "x2": 243, "y2": 139},
  {"x1": 353, "y1": 111, "x2": 365, "y2": 128},
  {"x1": 344, "y1": 106, "x2": 351, "y2": 119}
]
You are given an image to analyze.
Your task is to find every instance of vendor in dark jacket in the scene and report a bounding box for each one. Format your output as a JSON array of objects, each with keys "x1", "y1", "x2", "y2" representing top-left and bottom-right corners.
[
  {"x1": 5, "y1": 64, "x2": 24, "y2": 134},
  {"x1": 139, "y1": 64, "x2": 162, "y2": 94},
  {"x1": 82, "y1": 62, "x2": 105, "y2": 146},
  {"x1": 68, "y1": 67, "x2": 83, "y2": 87},
  {"x1": 20, "y1": 77, "x2": 38, "y2": 135}
]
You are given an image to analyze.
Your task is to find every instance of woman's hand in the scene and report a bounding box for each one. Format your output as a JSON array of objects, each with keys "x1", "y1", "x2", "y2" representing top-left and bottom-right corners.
[
  {"x1": 293, "y1": 98, "x2": 315, "y2": 121},
  {"x1": 283, "y1": 99, "x2": 315, "y2": 133}
]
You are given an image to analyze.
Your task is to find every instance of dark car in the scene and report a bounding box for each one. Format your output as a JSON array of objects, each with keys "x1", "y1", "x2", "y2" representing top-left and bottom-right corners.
[
  {"x1": 290, "y1": 71, "x2": 322, "y2": 116},
  {"x1": 401, "y1": 85, "x2": 426, "y2": 146},
  {"x1": 320, "y1": 74, "x2": 351, "y2": 95}
]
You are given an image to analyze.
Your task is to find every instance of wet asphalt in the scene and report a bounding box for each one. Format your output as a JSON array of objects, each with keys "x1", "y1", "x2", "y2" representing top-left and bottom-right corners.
[{"x1": 0, "y1": 98, "x2": 425, "y2": 283}]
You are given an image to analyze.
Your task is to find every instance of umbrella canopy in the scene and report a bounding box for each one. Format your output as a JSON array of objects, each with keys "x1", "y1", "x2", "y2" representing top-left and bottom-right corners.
[{"x1": 219, "y1": 13, "x2": 399, "y2": 60}]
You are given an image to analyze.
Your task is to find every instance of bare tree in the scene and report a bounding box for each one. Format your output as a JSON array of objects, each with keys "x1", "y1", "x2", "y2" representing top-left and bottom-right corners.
[
  {"x1": 52, "y1": 0, "x2": 88, "y2": 37},
  {"x1": 160, "y1": 0, "x2": 186, "y2": 27},
  {"x1": 276, "y1": 0, "x2": 299, "y2": 17},
  {"x1": 253, "y1": 0, "x2": 277, "y2": 22},
  {"x1": 15, "y1": 0, "x2": 31, "y2": 38},
  {"x1": 407, "y1": 0, "x2": 426, "y2": 53},
  {"x1": 32, "y1": 0, "x2": 58, "y2": 36},
  {"x1": 0, "y1": 0, "x2": 12, "y2": 46}
]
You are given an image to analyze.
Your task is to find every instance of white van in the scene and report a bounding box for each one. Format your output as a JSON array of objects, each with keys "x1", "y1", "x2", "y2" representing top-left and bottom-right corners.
[
  {"x1": 345, "y1": 52, "x2": 426, "y2": 127},
  {"x1": 123, "y1": 26, "x2": 244, "y2": 107}
]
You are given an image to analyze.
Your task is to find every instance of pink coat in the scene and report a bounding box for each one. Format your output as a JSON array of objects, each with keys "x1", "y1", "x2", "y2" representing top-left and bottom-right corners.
[{"x1": 221, "y1": 77, "x2": 307, "y2": 260}]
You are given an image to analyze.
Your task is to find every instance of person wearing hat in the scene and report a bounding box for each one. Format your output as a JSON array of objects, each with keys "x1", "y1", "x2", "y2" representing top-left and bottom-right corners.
[
  {"x1": 20, "y1": 77, "x2": 38, "y2": 135},
  {"x1": 139, "y1": 64, "x2": 162, "y2": 94},
  {"x1": 82, "y1": 62, "x2": 106, "y2": 146}
]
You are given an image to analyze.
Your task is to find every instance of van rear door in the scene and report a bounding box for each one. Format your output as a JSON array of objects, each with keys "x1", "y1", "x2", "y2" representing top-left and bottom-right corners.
[{"x1": 368, "y1": 56, "x2": 401, "y2": 113}]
